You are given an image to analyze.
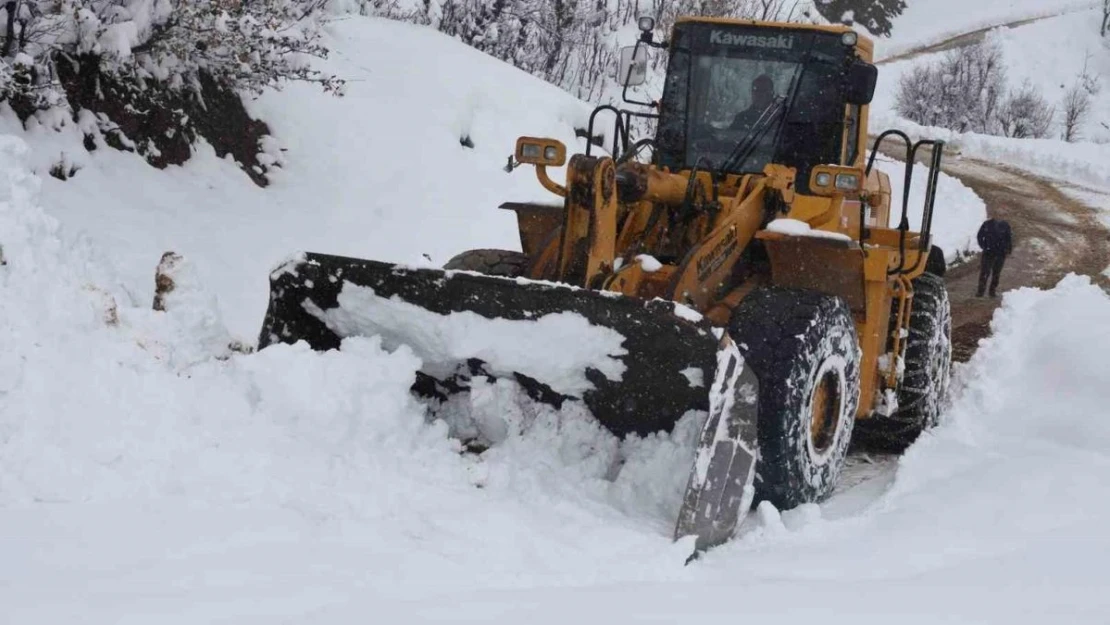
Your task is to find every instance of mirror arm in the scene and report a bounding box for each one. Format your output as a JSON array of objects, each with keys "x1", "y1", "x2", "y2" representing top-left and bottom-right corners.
[{"x1": 536, "y1": 165, "x2": 567, "y2": 197}]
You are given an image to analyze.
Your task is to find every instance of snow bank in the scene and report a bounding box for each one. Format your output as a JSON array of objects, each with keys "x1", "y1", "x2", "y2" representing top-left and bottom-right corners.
[
  {"x1": 0, "y1": 118, "x2": 709, "y2": 618},
  {"x1": 869, "y1": 110, "x2": 1110, "y2": 191},
  {"x1": 948, "y1": 132, "x2": 1110, "y2": 190},
  {"x1": 0, "y1": 126, "x2": 460, "y2": 507},
  {"x1": 926, "y1": 273, "x2": 1110, "y2": 450}
]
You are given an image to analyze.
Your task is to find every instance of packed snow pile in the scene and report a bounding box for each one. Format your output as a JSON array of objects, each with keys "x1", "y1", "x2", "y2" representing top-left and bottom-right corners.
[
  {"x1": 318, "y1": 283, "x2": 629, "y2": 395},
  {"x1": 925, "y1": 272, "x2": 1110, "y2": 451},
  {"x1": 0, "y1": 119, "x2": 712, "y2": 620}
]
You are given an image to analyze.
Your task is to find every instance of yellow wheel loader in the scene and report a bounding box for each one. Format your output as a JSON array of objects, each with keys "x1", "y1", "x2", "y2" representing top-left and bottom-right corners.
[{"x1": 258, "y1": 16, "x2": 952, "y2": 554}]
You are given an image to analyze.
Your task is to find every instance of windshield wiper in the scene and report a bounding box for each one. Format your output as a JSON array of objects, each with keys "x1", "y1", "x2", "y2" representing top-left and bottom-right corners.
[
  {"x1": 715, "y1": 50, "x2": 812, "y2": 178},
  {"x1": 717, "y1": 95, "x2": 787, "y2": 174}
]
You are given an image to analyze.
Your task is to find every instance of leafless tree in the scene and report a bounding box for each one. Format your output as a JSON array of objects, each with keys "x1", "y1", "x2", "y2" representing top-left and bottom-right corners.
[
  {"x1": 895, "y1": 41, "x2": 1007, "y2": 134},
  {"x1": 1062, "y1": 83, "x2": 1091, "y2": 142},
  {"x1": 1060, "y1": 53, "x2": 1100, "y2": 142},
  {"x1": 997, "y1": 80, "x2": 1054, "y2": 139}
]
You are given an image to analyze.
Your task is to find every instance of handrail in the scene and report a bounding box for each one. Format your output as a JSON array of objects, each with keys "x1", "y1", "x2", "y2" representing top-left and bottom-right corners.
[
  {"x1": 865, "y1": 130, "x2": 945, "y2": 276},
  {"x1": 585, "y1": 105, "x2": 628, "y2": 159}
]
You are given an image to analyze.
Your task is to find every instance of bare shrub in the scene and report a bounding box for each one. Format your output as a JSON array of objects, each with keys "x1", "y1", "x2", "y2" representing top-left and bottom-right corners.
[
  {"x1": 895, "y1": 41, "x2": 1008, "y2": 134},
  {"x1": 1061, "y1": 54, "x2": 1100, "y2": 142},
  {"x1": 997, "y1": 80, "x2": 1055, "y2": 139},
  {"x1": 1062, "y1": 84, "x2": 1092, "y2": 142}
]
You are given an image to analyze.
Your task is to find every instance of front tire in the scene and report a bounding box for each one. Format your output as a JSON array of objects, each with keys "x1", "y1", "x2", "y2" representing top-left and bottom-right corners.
[{"x1": 729, "y1": 287, "x2": 862, "y2": 510}]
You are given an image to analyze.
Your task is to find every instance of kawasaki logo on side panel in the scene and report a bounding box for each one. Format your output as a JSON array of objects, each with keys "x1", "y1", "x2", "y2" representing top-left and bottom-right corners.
[{"x1": 709, "y1": 31, "x2": 794, "y2": 49}]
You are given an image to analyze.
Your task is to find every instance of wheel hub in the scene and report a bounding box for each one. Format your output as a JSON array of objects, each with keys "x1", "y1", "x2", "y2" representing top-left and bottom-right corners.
[{"x1": 810, "y1": 368, "x2": 843, "y2": 454}]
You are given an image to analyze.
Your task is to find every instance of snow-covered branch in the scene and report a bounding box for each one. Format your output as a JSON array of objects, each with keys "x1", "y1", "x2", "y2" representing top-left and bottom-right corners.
[{"x1": 0, "y1": 0, "x2": 343, "y2": 116}]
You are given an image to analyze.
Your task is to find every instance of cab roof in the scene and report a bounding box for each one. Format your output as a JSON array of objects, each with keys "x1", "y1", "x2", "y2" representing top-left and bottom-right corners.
[{"x1": 672, "y1": 17, "x2": 875, "y2": 60}]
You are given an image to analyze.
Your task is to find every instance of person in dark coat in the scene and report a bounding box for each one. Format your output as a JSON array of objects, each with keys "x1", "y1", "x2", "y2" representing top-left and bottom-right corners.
[{"x1": 976, "y1": 217, "x2": 1013, "y2": 297}]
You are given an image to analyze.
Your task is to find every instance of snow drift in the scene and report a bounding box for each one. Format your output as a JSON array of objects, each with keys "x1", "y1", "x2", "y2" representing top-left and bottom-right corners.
[{"x1": 0, "y1": 119, "x2": 708, "y2": 621}]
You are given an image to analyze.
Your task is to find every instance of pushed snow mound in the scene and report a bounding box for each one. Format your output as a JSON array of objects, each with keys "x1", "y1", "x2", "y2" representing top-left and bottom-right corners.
[
  {"x1": 666, "y1": 274, "x2": 1110, "y2": 623},
  {"x1": 915, "y1": 272, "x2": 1110, "y2": 454}
]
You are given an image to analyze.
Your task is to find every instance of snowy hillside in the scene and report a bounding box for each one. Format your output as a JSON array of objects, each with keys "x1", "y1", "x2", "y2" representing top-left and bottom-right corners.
[
  {"x1": 873, "y1": 0, "x2": 1099, "y2": 60},
  {"x1": 868, "y1": 0, "x2": 1110, "y2": 200},
  {"x1": 0, "y1": 17, "x2": 593, "y2": 339}
]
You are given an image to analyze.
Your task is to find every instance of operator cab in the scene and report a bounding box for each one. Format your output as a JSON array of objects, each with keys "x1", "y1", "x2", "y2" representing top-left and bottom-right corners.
[{"x1": 620, "y1": 19, "x2": 877, "y2": 195}]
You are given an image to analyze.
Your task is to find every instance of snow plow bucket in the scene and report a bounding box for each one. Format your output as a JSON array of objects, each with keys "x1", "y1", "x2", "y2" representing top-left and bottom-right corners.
[{"x1": 257, "y1": 252, "x2": 759, "y2": 551}]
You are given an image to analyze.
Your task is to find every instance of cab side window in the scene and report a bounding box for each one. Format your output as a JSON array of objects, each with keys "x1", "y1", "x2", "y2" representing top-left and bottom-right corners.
[{"x1": 844, "y1": 104, "x2": 861, "y2": 165}]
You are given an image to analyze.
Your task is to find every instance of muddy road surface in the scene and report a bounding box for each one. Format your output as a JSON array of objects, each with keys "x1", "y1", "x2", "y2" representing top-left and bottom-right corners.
[{"x1": 879, "y1": 145, "x2": 1110, "y2": 362}]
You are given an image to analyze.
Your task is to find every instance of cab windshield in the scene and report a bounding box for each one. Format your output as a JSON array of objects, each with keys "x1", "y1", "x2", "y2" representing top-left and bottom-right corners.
[{"x1": 655, "y1": 24, "x2": 851, "y2": 186}]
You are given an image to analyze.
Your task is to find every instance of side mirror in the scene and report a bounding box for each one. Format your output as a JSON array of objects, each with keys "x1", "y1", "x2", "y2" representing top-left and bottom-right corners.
[
  {"x1": 617, "y1": 43, "x2": 648, "y2": 87},
  {"x1": 845, "y1": 60, "x2": 877, "y2": 105}
]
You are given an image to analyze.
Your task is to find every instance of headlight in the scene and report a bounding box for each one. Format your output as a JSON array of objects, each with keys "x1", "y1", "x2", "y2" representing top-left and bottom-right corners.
[
  {"x1": 815, "y1": 172, "x2": 832, "y2": 187},
  {"x1": 835, "y1": 173, "x2": 860, "y2": 190},
  {"x1": 520, "y1": 143, "x2": 542, "y2": 160},
  {"x1": 515, "y1": 136, "x2": 567, "y2": 167},
  {"x1": 638, "y1": 16, "x2": 655, "y2": 32},
  {"x1": 841, "y1": 31, "x2": 858, "y2": 46}
]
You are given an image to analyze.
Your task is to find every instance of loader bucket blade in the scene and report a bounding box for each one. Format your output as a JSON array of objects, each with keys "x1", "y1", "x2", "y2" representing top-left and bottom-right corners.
[
  {"x1": 674, "y1": 337, "x2": 760, "y2": 553},
  {"x1": 258, "y1": 252, "x2": 723, "y2": 438}
]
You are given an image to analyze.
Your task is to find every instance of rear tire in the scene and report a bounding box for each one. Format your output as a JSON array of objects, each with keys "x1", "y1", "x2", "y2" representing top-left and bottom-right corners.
[
  {"x1": 443, "y1": 249, "x2": 529, "y2": 277},
  {"x1": 856, "y1": 272, "x2": 952, "y2": 451},
  {"x1": 729, "y1": 287, "x2": 861, "y2": 510}
]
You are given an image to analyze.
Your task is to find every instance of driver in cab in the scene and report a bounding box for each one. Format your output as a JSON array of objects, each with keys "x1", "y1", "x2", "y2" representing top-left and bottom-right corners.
[{"x1": 731, "y1": 74, "x2": 776, "y2": 131}]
